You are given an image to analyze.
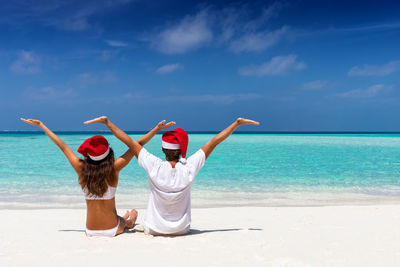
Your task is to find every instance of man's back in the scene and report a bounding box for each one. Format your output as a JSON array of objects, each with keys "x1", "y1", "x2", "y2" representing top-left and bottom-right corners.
[{"x1": 138, "y1": 148, "x2": 205, "y2": 234}]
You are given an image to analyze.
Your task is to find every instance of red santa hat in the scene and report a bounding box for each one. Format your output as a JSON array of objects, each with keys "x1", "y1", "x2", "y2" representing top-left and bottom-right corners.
[
  {"x1": 162, "y1": 128, "x2": 188, "y2": 163},
  {"x1": 77, "y1": 135, "x2": 110, "y2": 161}
]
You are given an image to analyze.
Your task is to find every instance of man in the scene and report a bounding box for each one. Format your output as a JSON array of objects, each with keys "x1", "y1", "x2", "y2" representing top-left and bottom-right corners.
[{"x1": 85, "y1": 116, "x2": 259, "y2": 235}]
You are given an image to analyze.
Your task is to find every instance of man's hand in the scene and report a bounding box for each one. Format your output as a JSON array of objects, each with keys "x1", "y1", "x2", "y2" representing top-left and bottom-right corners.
[
  {"x1": 84, "y1": 116, "x2": 109, "y2": 125},
  {"x1": 236, "y1": 118, "x2": 260, "y2": 126}
]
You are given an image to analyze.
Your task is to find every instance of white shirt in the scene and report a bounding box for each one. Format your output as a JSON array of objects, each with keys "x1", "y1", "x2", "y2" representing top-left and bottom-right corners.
[{"x1": 138, "y1": 148, "x2": 205, "y2": 234}]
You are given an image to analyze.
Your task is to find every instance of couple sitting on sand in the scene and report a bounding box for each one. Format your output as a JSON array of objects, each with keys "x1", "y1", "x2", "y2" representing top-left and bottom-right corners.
[{"x1": 21, "y1": 116, "x2": 259, "y2": 237}]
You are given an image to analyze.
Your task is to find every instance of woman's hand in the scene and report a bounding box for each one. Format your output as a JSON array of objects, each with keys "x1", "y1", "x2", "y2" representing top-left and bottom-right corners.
[
  {"x1": 84, "y1": 116, "x2": 109, "y2": 125},
  {"x1": 21, "y1": 118, "x2": 42, "y2": 127},
  {"x1": 236, "y1": 118, "x2": 260, "y2": 125},
  {"x1": 156, "y1": 120, "x2": 176, "y2": 130}
]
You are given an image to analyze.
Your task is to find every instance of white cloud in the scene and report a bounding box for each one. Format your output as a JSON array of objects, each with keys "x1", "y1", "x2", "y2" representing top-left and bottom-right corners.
[
  {"x1": 10, "y1": 50, "x2": 41, "y2": 74},
  {"x1": 337, "y1": 84, "x2": 388, "y2": 98},
  {"x1": 105, "y1": 40, "x2": 128, "y2": 47},
  {"x1": 59, "y1": 17, "x2": 90, "y2": 31},
  {"x1": 87, "y1": 92, "x2": 260, "y2": 105},
  {"x1": 317, "y1": 22, "x2": 400, "y2": 36},
  {"x1": 75, "y1": 72, "x2": 97, "y2": 86},
  {"x1": 75, "y1": 71, "x2": 119, "y2": 86},
  {"x1": 102, "y1": 71, "x2": 119, "y2": 82},
  {"x1": 218, "y1": 2, "x2": 285, "y2": 44},
  {"x1": 238, "y1": 55, "x2": 306, "y2": 76},
  {"x1": 348, "y1": 60, "x2": 400, "y2": 76},
  {"x1": 149, "y1": 3, "x2": 290, "y2": 54},
  {"x1": 24, "y1": 86, "x2": 77, "y2": 101},
  {"x1": 156, "y1": 63, "x2": 183, "y2": 74},
  {"x1": 222, "y1": 3, "x2": 288, "y2": 53},
  {"x1": 243, "y1": 2, "x2": 285, "y2": 31},
  {"x1": 169, "y1": 93, "x2": 260, "y2": 104},
  {"x1": 2, "y1": 0, "x2": 134, "y2": 31},
  {"x1": 127, "y1": 93, "x2": 260, "y2": 105},
  {"x1": 97, "y1": 50, "x2": 119, "y2": 61},
  {"x1": 229, "y1": 26, "x2": 288, "y2": 53},
  {"x1": 301, "y1": 80, "x2": 331, "y2": 90},
  {"x1": 152, "y1": 10, "x2": 213, "y2": 54},
  {"x1": 217, "y1": 7, "x2": 240, "y2": 43}
]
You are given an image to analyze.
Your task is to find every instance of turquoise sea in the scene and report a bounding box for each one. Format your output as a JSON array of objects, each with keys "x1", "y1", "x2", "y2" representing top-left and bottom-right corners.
[{"x1": 1, "y1": 132, "x2": 400, "y2": 209}]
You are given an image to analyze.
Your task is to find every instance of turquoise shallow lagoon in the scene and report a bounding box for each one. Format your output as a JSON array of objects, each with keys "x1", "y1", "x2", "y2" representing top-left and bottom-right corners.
[{"x1": 0, "y1": 132, "x2": 399, "y2": 208}]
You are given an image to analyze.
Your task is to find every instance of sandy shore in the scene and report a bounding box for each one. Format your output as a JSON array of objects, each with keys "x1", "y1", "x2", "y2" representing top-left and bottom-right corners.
[{"x1": 1, "y1": 205, "x2": 399, "y2": 267}]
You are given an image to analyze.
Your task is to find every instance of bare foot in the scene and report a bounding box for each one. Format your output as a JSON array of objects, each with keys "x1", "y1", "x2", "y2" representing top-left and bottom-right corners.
[
  {"x1": 125, "y1": 209, "x2": 138, "y2": 229},
  {"x1": 123, "y1": 210, "x2": 130, "y2": 220},
  {"x1": 130, "y1": 209, "x2": 138, "y2": 222}
]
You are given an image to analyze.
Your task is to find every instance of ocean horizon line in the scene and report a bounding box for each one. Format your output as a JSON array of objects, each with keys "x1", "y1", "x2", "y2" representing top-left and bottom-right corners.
[{"x1": 3, "y1": 130, "x2": 400, "y2": 135}]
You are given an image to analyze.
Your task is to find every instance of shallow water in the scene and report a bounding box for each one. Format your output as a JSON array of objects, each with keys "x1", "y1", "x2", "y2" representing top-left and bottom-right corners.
[{"x1": 1, "y1": 132, "x2": 399, "y2": 208}]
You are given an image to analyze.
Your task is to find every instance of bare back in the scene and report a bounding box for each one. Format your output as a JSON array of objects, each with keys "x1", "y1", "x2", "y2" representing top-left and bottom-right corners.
[{"x1": 78, "y1": 163, "x2": 120, "y2": 230}]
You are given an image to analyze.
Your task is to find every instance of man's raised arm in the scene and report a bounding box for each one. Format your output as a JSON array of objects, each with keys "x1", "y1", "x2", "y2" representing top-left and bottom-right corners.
[{"x1": 201, "y1": 118, "x2": 259, "y2": 159}]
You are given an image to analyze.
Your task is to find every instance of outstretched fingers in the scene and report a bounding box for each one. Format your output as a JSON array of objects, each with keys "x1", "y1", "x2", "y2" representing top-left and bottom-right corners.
[
  {"x1": 83, "y1": 119, "x2": 96, "y2": 124},
  {"x1": 158, "y1": 120, "x2": 176, "y2": 129},
  {"x1": 237, "y1": 118, "x2": 260, "y2": 125},
  {"x1": 164, "y1": 121, "x2": 176, "y2": 128},
  {"x1": 20, "y1": 118, "x2": 41, "y2": 126},
  {"x1": 83, "y1": 116, "x2": 108, "y2": 125}
]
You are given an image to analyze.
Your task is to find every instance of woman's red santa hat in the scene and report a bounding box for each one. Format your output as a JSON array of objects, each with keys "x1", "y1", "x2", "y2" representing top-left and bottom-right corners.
[
  {"x1": 78, "y1": 135, "x2": 110, "y2": 161},
  {"x1": 162, "y1": 128, "x2": 188, "y2": 163}
]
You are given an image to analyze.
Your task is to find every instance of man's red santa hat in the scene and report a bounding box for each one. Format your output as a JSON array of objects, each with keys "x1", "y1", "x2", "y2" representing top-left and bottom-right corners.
[
  {"x1": 77, "y1": 135, "x2": 110, "y2": 161},
  {"x1": 162, "y1": 128, "x2": 188, "y2": 163}
]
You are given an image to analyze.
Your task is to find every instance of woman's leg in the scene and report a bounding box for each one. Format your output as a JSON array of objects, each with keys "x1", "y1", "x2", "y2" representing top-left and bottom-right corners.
[{"x1": 116, "y1": 209, "x2": 138, "y2": 235}]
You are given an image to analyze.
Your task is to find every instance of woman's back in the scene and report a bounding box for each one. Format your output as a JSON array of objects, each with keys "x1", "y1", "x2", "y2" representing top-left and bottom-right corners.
[
  {"x1": 85, "y1": 198, "x2": 118, "y2": 230},
  {"x1": 76, "y1": 136, "x2": 122, "y2": 230},
  {"x1": 82, "y1": 175, "x2": 119, "y2": 230}
]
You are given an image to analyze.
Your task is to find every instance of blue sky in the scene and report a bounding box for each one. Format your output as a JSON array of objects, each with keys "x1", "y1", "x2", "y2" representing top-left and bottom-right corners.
[{"x1": 1, "y1": 0, "x2": 400, "y2": 131}]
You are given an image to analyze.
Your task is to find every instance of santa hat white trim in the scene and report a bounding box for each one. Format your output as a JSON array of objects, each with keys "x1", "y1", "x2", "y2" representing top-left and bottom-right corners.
[
  {"x1": 88, "y1": 146, "x2": 110, "y2": 161},
  {"x1": 162, "y1": 141, "x2": 180, "y2": 150}
]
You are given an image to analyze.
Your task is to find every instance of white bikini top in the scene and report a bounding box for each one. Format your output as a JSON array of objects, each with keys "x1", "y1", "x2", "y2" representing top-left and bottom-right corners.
[{"x1": 83, "y1": 185, "x2": 117, "y2": 200}]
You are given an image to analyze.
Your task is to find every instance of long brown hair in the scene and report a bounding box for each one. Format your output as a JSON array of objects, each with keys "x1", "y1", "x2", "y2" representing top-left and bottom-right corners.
[{"x1": 80, "y1": 148, "x2": 115, "y2": 197}]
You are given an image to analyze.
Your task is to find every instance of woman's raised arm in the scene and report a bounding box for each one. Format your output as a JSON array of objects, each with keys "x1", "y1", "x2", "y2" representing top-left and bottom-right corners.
[
  {"x1": 108, "y1": 119, "x2": 175, "y2": 172},
  {"x1": 137, "y1": 120, "x2": 176, "y2": 146},
  {"x1": 20, "y1": 118, "x2": 81, "y2": 174},
  {"x1": 84, "y1": 116, "x2": 142, "y2": 158},
  {"x1": 201, "y1": 118, "x2": 260, "y2": 159}
]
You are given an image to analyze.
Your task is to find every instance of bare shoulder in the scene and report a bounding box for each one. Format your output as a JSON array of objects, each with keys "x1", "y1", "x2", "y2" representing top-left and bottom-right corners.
[
  {"x1": 108, "y1": 171, "x2": 119, "y2": 187},
  {"x1": 78, "y1": 176, "x2": 85, "y2": 189},
  {"x1": 76, "y1": 161, "x2": 85, "y2": 187},
  {"x1": 75, "y1": 160, "x2": 84, "y2": 172}
]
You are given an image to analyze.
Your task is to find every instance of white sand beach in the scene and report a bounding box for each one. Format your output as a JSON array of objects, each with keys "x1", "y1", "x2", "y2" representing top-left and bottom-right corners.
[{"x1": 1, "y1": 205, "x2": 399, "y2": 267}]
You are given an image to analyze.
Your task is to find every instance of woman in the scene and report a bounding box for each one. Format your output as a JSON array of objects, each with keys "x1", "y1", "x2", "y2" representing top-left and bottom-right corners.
[{"x1": 20, "y1": 118, "x2": 175, "y2": 237}]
